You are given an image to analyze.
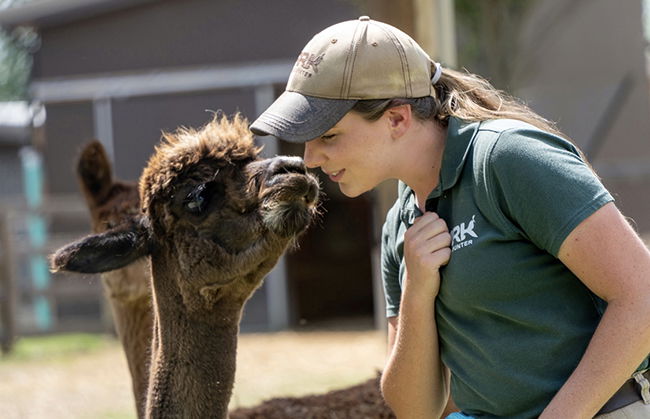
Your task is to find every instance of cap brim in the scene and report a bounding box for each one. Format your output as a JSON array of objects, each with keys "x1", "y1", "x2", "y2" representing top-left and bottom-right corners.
[{"x1": 250, "y1": 91, "x2": 356, "y2": 143}]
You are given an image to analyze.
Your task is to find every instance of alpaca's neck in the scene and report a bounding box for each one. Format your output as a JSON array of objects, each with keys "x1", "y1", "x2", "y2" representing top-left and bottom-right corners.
[
  {"x1": 101, "y1": 260, "x2": 152, "y2": 419},
  {"x1": 146, "y1": 267, "x2": 242, "y2": 419},
  {"x1": 108, "y1": 295, "x2": 152, "y2": 419}
]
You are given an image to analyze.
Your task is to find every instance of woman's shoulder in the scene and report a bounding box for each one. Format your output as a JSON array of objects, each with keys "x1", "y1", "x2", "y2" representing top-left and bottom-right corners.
[
  {"x1": 476, "y1": 118, "x2": 557, "y2": 141},
  {"x1": 468, "y1": 118, "x2": 579, "y2": 160},
  {"x1": 450, "y1": 116, "x2": 565, "y2": 152}
]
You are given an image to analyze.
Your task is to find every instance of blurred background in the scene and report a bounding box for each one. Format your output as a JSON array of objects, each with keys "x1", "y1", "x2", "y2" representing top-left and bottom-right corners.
[{"x1": 0, "y1": 0, "x2": 649, "y2": 417}]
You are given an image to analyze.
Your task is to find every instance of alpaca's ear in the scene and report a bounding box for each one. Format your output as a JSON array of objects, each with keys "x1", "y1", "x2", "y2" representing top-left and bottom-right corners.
[
  {"x1": 77, "y1": 140, "x2": 113, "y2": 207},
  {"x1": 50, "y1": 220, "x2": 151, "y2": 274}
]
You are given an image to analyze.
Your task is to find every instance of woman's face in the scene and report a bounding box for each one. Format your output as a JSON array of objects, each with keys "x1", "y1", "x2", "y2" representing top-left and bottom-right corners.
[{"x1": 303, "y1": 111, "x2": 392, "y2": 198}]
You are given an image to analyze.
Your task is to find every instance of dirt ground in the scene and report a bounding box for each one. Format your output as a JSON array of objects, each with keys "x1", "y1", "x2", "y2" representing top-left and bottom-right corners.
[{"x1": 0, "y1": 320, "x2": 387, "y2": 419}]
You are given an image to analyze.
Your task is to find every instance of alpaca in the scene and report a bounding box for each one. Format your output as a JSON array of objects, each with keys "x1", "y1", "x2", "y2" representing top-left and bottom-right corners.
[
  {"x1": 77, "y1": 142, "x2": 396, "y2": 419},
  {"x1": 76, "y1": 140, "x2": 153, "y2": 418},
  {"x1": 51, "y1": 114, "x2": 319, "y2": 418}
]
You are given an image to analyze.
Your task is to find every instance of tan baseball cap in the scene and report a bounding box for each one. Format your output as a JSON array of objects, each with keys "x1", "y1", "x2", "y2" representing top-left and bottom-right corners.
[{"x1": 250, "y1": 16, "x2": 436, "y2": 143}]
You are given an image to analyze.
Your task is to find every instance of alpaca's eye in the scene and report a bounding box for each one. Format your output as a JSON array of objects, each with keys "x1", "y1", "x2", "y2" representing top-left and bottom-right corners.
[
  {"x1": 182, "y1": 181, "x2": 223, "y2": 215},
  {"x1": 184, "y1": 184, "x2": 209, "y2": 214}
]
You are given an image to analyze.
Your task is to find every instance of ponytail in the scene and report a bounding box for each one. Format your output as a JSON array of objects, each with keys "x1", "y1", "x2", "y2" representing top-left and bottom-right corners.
[
  {"x1": 352, "y1": 67, "x2": 564, "y2": 139},
  {"x1": 434, "y1": 67, "x2": 564, "y2": 137}
]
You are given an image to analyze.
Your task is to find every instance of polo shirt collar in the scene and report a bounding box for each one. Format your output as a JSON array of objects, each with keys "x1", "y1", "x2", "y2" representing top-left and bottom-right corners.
[{"x1": 399, "y1": 116, "x2": 480, "y2": 224}]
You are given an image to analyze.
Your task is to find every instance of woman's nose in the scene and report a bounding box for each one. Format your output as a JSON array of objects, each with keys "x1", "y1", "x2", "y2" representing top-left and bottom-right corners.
[{"x1": 303, "y1": 140, "x2": 324, "y2": 169}]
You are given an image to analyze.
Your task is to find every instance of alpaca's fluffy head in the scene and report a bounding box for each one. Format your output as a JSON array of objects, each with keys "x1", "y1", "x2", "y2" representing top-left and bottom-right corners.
[
  {"x1": 53, "y1": 113, "x2": 319, "y2": 313},
  {"x1": 139, "y1": 113, "x2": 260, "y2": 217}
]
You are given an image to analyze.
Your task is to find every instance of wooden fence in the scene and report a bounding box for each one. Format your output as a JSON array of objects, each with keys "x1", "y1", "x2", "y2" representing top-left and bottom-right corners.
[{"x1": 0, "y1": 195, "x2": 108, "y2": 354}]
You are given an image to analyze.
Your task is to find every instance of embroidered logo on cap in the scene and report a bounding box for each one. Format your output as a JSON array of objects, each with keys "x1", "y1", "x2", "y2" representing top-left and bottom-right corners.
[{"x1": 293, "y1": 52, "x2": 324, "y2": 78}]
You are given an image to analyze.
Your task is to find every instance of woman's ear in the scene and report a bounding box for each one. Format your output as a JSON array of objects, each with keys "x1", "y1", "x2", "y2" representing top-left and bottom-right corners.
[{"x1": 385, "y1": 104, "x2": 412, "y2": 139}]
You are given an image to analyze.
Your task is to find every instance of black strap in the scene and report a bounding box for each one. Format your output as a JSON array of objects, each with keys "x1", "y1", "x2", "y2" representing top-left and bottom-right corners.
[{"x1": 425, "y1": 197, "x2": 439, "y2": 213}]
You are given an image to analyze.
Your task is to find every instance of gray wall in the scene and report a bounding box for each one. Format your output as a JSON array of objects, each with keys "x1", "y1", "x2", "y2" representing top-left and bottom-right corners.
[
  {"x1": 110, "y1": 87, "x2": 256, "y2": 181},
  {"x1": 32, "y1": 0, "x2": 359, "y2": 78},
  {"x1": 42, "y1": 101, "x2": 94, "y2": 194}
]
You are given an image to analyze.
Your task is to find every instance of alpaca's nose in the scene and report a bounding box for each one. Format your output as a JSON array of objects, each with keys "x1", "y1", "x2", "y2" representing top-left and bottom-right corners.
[{"x1": 269, "y1": 156, "x2": 307, "y2": 177}]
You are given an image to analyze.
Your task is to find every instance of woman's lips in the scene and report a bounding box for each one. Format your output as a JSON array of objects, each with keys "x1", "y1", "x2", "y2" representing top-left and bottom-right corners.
[{"x1": 327, "y1": 169, "x2": 345, "y2": 182}]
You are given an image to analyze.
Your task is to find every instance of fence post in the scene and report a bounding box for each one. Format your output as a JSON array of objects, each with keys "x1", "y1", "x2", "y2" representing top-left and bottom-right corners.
[
  {"x1": 0, "y1": 210, "x2": 16, "y2": 354},
  {"x1": 20, "y1": 147, "x2": 53, "y2": 332}
]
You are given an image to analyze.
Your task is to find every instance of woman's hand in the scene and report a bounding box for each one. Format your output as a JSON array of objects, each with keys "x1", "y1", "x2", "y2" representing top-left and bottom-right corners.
[{"x1": 403, "y1": 212, "x2": 452, "y2": 297}]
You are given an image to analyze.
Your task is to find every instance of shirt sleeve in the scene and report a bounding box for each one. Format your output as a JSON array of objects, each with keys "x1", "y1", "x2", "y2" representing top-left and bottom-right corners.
[
  {"x1": 381, "y1": 203, "x2": 402, "y2": 318},
  {"x1": 487, "y1": 127, "x2": 614, "y2": 256}
]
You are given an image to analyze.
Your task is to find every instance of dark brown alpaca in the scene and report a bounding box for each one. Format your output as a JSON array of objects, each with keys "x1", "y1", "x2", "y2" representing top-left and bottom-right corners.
[
  {"x1": 51, "y1": 114, "x2": 319, "y2": 418},
  {"x1": 76, "y1": 141, "x2": 152, "y2": 418}
]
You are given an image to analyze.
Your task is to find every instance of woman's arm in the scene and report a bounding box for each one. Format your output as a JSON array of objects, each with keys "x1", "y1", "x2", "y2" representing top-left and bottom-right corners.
[
  {"x1": 385, "y1": 316, "x2": 459, "y2": 418},
  {"x1": 540, "y1": 202, "x2": 650, "y2": 418},
  {"x1": 380, "y1": 212, "x2": 452, "y2": 418}
]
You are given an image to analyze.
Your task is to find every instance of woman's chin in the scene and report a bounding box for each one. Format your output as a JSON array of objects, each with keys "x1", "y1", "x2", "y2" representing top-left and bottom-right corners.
[{"x1": 338, "y1": 182, "x2": 367, "y2": 198}]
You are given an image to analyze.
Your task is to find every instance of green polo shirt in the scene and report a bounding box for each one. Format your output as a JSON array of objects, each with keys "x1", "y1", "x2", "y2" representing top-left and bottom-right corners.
[{"x1": 381, "y1": 117, "x2": 647, "y2": 418}]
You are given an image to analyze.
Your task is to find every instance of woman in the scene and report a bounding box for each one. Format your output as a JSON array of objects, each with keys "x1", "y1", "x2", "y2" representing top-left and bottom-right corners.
[{"x1": 251, "y1": 16, "x2": 650, "y2": 418}]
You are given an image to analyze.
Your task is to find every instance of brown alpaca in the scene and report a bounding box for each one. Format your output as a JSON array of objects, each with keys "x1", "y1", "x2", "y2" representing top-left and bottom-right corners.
[
  {"x1": 77, "y1": 142, "x2": 394, "y2": 419},
  {"x1": 51, "y1": 114, "x2": 319, "y2": 418},
  {"x1": 76, "y1": 141, "x2": 152, "y2": 418}
]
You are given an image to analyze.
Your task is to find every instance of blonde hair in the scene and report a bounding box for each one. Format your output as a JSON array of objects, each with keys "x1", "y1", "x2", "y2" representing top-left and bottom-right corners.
[{"x1": 352, "y1": 67, "x2": 565, "y2": 138}]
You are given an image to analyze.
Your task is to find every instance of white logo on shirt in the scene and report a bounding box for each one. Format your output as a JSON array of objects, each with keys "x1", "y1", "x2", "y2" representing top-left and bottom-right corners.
[{"x1": 451, "y1": 215, "x2": 478, "y2": 251}]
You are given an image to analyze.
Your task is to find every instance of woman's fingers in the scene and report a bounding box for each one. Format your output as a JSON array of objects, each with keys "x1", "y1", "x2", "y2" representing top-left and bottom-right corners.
[
  {"x1": 407, "y1": 212, "x2": 447, "y2": 234},
  {"x1": 402, "y1": 212, "x2": 451, "y2": 297},
  {"x1": 423, "y1": 231, "x2": 452, "y2": 257},
  {"x1": 404, "y1": 212, "x2": 452, "y2": 270},
  {"x1": 406, "y1": 214, "x2": 449, "y2": 247},
  {"x1": 409, "y1": 237, "x2": 452, "y2": 269}
]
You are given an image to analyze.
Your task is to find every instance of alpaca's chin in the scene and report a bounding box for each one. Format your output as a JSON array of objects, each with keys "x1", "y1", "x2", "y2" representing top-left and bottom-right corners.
[{"x1": 262, "y1": 202, "x2": 313, "y2": 238}]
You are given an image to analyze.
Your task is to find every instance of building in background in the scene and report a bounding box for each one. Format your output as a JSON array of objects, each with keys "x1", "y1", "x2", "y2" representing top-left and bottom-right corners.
[
  {"x1": 0, "y1": 0, "x2": 648, "y2": 335},
  {"x1": 0, "y1": 0, "x2": 377, "y2": 334}
]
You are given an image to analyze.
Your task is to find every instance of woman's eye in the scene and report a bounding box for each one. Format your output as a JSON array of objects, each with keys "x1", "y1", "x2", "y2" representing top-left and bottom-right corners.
[{"x1": 320, "y1": 133, "x2": 336, "y2": 141}]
